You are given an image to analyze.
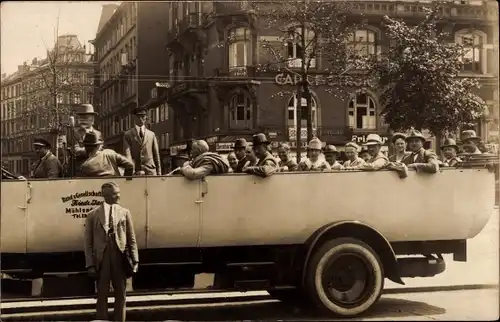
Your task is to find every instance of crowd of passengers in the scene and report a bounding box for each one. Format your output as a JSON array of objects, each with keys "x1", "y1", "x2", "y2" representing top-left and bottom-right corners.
[{"x1": 1, "y1": 103, "x2": 496, "y2": 181}]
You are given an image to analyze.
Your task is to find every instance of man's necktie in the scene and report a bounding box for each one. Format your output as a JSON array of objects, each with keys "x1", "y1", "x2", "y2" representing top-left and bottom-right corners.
[
  {"x1": 139, "y1": 128, "x2": 144, "y2": 140},
  {"x1": 108, "y1": 205, "x2": 114, "y2": 235}
]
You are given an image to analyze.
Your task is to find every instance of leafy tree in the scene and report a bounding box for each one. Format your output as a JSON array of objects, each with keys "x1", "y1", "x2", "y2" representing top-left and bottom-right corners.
[
  {"x1": 249, "y1": 0, "x2": 364, "y2": 162},
  {"x1": 367, "y1": 4, "x2": 485, "y2": 138}
]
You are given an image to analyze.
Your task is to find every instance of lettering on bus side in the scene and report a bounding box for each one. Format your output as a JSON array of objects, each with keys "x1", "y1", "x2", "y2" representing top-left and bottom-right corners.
[{"x1": 61, "y1": 190, "x2": 103, "y2": 219}]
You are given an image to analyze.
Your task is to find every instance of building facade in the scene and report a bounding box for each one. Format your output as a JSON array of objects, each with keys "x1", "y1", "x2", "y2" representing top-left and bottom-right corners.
[
  {"x1": 1, "y1": 35, "x2": 94, "y2": 176},
  {"x1": 92, "y1": 2, "x2": 173, "y2": 161},
  {"x1": 165, "y1": 0, "x2": 499, "y2": 158}
]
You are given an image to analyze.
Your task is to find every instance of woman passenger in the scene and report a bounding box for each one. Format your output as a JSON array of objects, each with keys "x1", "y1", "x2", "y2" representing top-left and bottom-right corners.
[
  {"x1": 389, "y1": 133, "x2": 410, "y2": 163},
  {"x1": 298, "y1": 138, "x2": 331, "y2": 172}
]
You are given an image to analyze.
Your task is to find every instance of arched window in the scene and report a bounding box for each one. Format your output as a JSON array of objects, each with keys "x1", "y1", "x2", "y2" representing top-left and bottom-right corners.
[
  {"x1": 228, "y1": 27, "x2": 250, "y2": 70},
  {"x1": 348, "y1": 93, "x2": 377, "y2": 130},
  {"x1": 229, "y1": 91, "x2": 252, "y2": 129},
  {"x1": 455, "y1": 30, "x2": 486, "y2": 74},
  {"x1": 348, "y1": 29, "x2": 378, "y2": 58},
  {"x1": 287, "y1": 94, "x2": 318, "y2": 140},
  {"x1": 286, "y1": 27, "x2": 316, "y2": 68}
]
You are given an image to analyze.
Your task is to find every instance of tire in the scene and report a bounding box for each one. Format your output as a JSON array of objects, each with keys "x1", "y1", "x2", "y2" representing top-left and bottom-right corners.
[
  {"x1": 268, "y1": 289, "x2": 310, "y2": 305},
  {"x1": 305, "y1": 237, "x2": 384, "y2": 317}
]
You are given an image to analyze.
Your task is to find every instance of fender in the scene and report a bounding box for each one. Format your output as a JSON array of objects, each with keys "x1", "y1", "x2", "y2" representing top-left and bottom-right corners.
[{"x1": 301, "y1": 220, "x2": 404, "y2": 286}]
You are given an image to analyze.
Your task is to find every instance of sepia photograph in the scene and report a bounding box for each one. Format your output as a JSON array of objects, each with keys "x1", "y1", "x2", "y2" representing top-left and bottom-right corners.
[{"x1": 0, "y1": 0, "x2": 499, "y2": 321}]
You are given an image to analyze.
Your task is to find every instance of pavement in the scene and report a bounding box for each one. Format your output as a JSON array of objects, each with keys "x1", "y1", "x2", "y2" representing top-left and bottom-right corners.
[{"x1": 1, "y1": 288, "x2": 498, "y2": 321}]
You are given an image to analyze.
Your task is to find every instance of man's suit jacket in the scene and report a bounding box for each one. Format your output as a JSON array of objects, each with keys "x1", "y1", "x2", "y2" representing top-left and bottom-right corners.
[
  {"x1": 402, "y1": 148, "x2": 439, "y2": 173},
  {"x1": 32, "y1": 152, "x2": 62, "y2": 178},
  {"x1": 123, "y1": 127, "x2": 161, "y2": 175},
  {"x1": 84, "y1": 204, "x2": 139, "y2": 271}
]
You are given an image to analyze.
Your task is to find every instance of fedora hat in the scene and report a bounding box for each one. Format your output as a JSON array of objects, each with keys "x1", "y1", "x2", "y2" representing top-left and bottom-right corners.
[
  {"x1": 133, "y1": 107, "x2": 148, "y2": 116},
  {"x1": 461, "y1": 130, "x2": 480, "y2": 142},
  {"x1": 33, "y1": 137, "x2": 51, "y2": 148},
  {"x1": 82, "y1": 132, "x2": 103, "y2": 146},
  {"x1": 405, "y1": 129, "x2": 426, "y2": 142},
  {"x1": 234, "y1": 138, "x2": 248, "y2": 149},
  {"x1": 75, "y1": 104, "x2": 98, "y2": 115},
  {"x1": 391, "y1": 132, "x2": 407, "y2": 144},
  {"x1": 323, "y1": 144, "x2": 339, "y2": 154},
  {"x1": 252, "y1": 133, "x2": 270, "y2": 146},
  {"x1": 441, "y1": 138, "x2": 459, "y2": 151},
  {"x1": 308, "y1": 138, "x2": 323, "y2": 150},
  {"x1": 364, "y1": 134, "x2": 384, "y2": 146}
]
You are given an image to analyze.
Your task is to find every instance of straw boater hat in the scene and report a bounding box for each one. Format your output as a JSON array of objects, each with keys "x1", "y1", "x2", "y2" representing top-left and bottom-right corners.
[
  {"x1": 82, "y1": 132, "x2": 104, "y2": 146},
  {"x1": 363, "y1": 134, "x2": 384, "y2": 146},
  {"x1": 441, "y1": 138, "x2": 459, "y2": 152},
  {"x1": 252, "y1": 133, "x2": 270, "y2": 146},
  {"x1": 307, "y1": 138, "x2": 323, "y2": 150},
  {"x1": 75, "y1": 103, "x2": 98, "y2": 115},
  {"x1": 323, "y1": 144, "x2": 339, "y2": 154},
  {"x1": 345, "y1": 141, "x2": 360, "y2": 151},
  {"x1": 391, "y1": 132, "x2": 407, "y2": 144},
  {"x1": 33, "y1": 137, "x2": 51, "y2": 149},
  {"x1": 405, "y1": 129, "x2": 426, "y2": 142},
  {"x1": 461, "y1": 130, "x2": 481, "y2": 142}
]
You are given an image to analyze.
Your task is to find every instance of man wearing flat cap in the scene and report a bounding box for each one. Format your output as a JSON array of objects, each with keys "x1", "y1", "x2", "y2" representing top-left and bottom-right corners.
[
  {"x1": 31, "y1": 138, "x2": 62, "y2": 179},
  {"x1": 243, "y1": 133, "x2": 279, "y2": 177},
  {"x1": 350, "y1": 134, "x2": 389, "y2": 171},
  {"x1": 440, "y1": 138, "x2": 462, "y2": 167},
  {"x1": 401, "y1": 129, "x2": 439, "y2": 173},
  {"x1": 233, "y1": 138, "x2": 249, "y2": 173},
  {"x1": 80, "y1": 132, "x2": 134, "y2": 177},
  {"x1": 123, "y1": 107, "x2": 162, "y2": 176},
  {"x1": 323, "y1": 144, "x2": 343, "y2": 170}
]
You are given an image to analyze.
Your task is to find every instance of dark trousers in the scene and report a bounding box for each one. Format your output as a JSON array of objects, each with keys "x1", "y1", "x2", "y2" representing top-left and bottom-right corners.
[{"x1": 96, "y1": 237, "x2": 127, "y2": 322}]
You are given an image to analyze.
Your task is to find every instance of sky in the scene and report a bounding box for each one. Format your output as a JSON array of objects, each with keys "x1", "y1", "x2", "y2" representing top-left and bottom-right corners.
[{"x1": 1, "y1": 1, "x2": 121, "y2": 76}]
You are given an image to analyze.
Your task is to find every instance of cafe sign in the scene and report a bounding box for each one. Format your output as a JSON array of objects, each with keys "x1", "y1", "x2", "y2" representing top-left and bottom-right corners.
[
  {"x1": 275, "y1": 73, "x2": 373, "y2": 88},
  {"x1": 351, "y1": 134, "x2": 389, "y2": 145}
]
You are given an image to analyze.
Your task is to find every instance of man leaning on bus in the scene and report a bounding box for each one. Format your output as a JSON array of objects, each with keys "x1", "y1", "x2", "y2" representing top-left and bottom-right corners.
[{"x1": 84, "y1": 182, "x2": 138, "y2": 322}]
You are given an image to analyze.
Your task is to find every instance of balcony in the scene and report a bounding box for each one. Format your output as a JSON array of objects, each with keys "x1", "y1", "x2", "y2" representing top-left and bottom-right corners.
[
  {"x1": 350, "y1": 0, "x2": 497, "y2": 22},
  {"x1": 167, "y1": 13, "x2": 202, "y2": 43}
]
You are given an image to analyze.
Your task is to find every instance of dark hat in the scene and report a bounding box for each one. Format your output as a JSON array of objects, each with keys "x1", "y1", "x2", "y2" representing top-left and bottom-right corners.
[
  {"x1": 234, "y1": 138, "x2": 248, "y2": 149},
  {"x1": 82, "y1": 132, "x2": 104, "y2": 146},
  {"x1": 441, "y1": 138, "x2": 459, "y2": 151},
  {"x1": 252, "y1": 133, "x2": 270, "y2": 146},
  {"x1": 405, "y1": 129, "x2": 426, "y2": 142},
  {"x1": 75, "y1": 104, "x2": 98, "y2": 115},
  {"x1": 391, "y1": 132, "x2": 407, "y2": 144},
  {"x1": 33, "y1": 137, "x2": 51, "y2": 148},
  {"x1": 133, "y1": 107, "x2": 148, "y2": 116},
  {"x1": 323, "y1": 144, "x2": 339, "y2": 154}
]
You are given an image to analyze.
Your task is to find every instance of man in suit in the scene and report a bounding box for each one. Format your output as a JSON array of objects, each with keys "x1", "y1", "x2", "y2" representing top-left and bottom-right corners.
[
  {"x1": 233, "y1": 138, "x2": 248, "y2": 173},
  {"x1": 243, "y1": 133, "x2": 279, "y2": 177},
  {"x1": 401, "y1": 129, "x2": 439, "y2": 173},
  {"x1": 84, "y1": 182, "x2": 139, "y2": 322},
  {"x1": 72, "y1": 104, "x2": 103, "y2": 177},
  {"x1": 123, "y1": 107, "x2": 161, "y2": 175},
  {"x1": 31, "y1": 138, "x2": 62, "y2": 179}
]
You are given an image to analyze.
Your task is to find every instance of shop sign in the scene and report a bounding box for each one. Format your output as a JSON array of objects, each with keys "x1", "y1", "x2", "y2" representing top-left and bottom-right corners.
[
  {"x1": 216, "y1": 142, "x2": 234, "y2": 151},
  {"x1": 206, "y1": 136, "x2": 218, "y2": 144},
  {"x1": 275, "y1": 73, "x2": 319, "y2": 86},
  {"x1": 351, "y1": 134, "x2": 389, "y2": 145},
  {"x1": 170, "y1": 143, "x2": 188, "y2": 155},
  {"x1": 61, "y1": 190, "x2": 103, "y2": 219}
]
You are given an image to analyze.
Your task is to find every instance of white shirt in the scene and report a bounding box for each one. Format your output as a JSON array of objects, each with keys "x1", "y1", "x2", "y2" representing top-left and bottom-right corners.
[
  {"x1": 135, "y1": 125, "x2": 146, "y2": 138},
  {"x1": 103, "y1": 202, "x2": 116, "y2": 233}
]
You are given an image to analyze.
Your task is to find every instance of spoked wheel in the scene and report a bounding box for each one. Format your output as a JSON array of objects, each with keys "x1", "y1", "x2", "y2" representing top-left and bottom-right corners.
[{"x1": 306, "y1": 237, "x2": 384, "y2": 317}]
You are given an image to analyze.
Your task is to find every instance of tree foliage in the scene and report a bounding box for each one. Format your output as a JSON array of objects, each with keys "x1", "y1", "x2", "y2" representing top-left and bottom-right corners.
[{"x1": 367, "y1": 4, "x2": 484, "y2": 136}]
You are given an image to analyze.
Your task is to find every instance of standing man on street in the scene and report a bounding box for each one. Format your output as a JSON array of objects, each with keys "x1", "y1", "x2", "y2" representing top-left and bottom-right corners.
[
  {"x1": 123, "y1": 107, "x2": 162, "y2": 175},
  {"x1": 84, "y1": 182, "x2": 139, "y2": 322}
]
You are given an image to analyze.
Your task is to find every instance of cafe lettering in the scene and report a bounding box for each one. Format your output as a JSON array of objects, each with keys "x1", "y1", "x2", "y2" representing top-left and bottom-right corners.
[
  {"x1": 352, "y1": 134, "x2": 389, "y2": 145},
  {"x1": 275, "y1": 73, "x2": 373, "y2": 88}
]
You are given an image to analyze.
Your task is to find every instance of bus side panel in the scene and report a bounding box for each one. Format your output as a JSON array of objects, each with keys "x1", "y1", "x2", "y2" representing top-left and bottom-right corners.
[{"x1": 0, "y1": 180, "x2": 28, "y2": 253}]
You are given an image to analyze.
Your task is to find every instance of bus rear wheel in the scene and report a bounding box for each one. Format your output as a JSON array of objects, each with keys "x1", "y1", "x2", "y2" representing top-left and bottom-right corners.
[{"x1": 305, "y1": 237, "x2": 384, "y2": 317}]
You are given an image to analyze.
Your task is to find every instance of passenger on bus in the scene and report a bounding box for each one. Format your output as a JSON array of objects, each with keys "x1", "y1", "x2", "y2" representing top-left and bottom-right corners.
[
  {"x1": 80, "y1": 132, "x2": 134, "y2": 177},
  {"x1": 389, "y1": 133, "x2": 410, "y2": 162},
  {"x1": 298, "y1": 138, "x2": 331, "y2": 172},
  {"x1": 342, "y1": 142, "x2": 365, "y2": 169},
  {"x1": 233, "y1": 138, "x2": 249, "y2": 173},
  {"x1": 440, "y1": 138, "x2": 462, "y2": 167},
  {"x1": 180, "y1": 140, "x2": 230, "y2": 180},
  {"x1": 244, "y1": 145, "x2": 259, "y2": 168},
  {"x1": 31, "y1": 138, "x2": 62, "y2": 179},
  {"x1": 401, "y1": 129, "x2": 439, "y2": 173},
  {"x1": 277, "y1": 143, "x2": 298, "y2": 172},
  {"x1": 123, "y1": 107, "x2": 162, "y2": 176},
  {"x1": 350, "y1": 134, "x2": 389, "y2": 171},
  {"x1": 227, "y1": 152, "x2": 238, "y2": 173},
  {"x1": 243, "y1": 133, "x2": 279, "y2": 177},
  {"x1": 460, "y1": 130, "x2": 482, "y2": 155},
  {"x1": 72, "y1": 104, "x2": 103, "y2": 176},
  {"x1": 359, "y1": 146, "x2": 371, "y2": 162},
  {"x1": 323, "y1": 145, "x2": 342, "y2": 170}
]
